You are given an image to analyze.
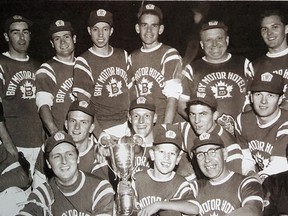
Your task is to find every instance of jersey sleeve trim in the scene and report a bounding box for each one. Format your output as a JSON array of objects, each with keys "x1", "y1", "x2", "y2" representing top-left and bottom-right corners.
[{"x1": 36, "y1": 92, "x2": 54, "y2": 110}]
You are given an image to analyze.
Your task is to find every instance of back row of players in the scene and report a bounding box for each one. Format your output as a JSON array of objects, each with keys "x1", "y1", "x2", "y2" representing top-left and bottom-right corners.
[{"x1": 0, "y1": 3, "x2": 288, "y2": 215}]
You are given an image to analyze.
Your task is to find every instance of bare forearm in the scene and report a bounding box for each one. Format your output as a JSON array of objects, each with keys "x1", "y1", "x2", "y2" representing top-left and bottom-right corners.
[
  {"x1": 164, "y1": 97, "x2": 178, "y2": 124},
  {"x1": 39, "y1": 105, "x2": 59, "y2": 135},
  {"x1": 0, "y1": 122, "x2": 18, "y2": 157}
]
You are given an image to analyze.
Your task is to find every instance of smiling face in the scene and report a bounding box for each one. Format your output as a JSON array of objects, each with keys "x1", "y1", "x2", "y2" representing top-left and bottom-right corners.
[
  {"x1": 189, "y1": 104, "x2": 218, "y2": 135},
  {"x1": 47, "y1": 142, "x2": 79, "y2": 186},
  {"x1": 149, "y1": 143, "x2": 181, "y2": 179},
  {"x1": 195, "y1": 144, "x2": 228, "y2": 182},
  {"x1": 50, "y1": 30, "x2": 76, "y2": 59},
  {"x1": 65, "y1": 110, "x2": 95, "y2": 147},
  {"x1": 261, "y1": 15, "x2": 288, "y2": 53},
  {"x1": 135, "y1": 13, "x2": 164, "y2": 49},
  {"x1": 4, "y1": 22, "x2": 31, "y2": 57},
  {"x1": 251, "y1": 91, "x2": 282, "y2": 124},
  {"x1": 88, "y1": 22, "x2": 113, "y2": 50},
  {"x1": 128, "y1": 108, "x2": 157, "y2": 138},
  {"x1": 200, "y1": 28, "x2": 229, "y2": 63}
]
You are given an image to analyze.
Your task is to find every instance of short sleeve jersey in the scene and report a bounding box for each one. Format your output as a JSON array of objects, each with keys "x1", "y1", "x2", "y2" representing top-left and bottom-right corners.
[
  {"x1": 190, "y1": 172, "x2": 263, "y2": 216},
  {"x1": 129, "y1": 43, "x2": 183, "y2": 124},
  {"x1": 182, "y1": 54, "x2": 253, "y2": 134},
  {"x1": 133, "y1": 169, "x2": 195, "y2": 210},
  {"x1": 235, "y1": 109, "x2": 288, "y2": 176},
  {"x1": 0, "y1": 53, "x2": 43, "y2": 148},
  {"x1": 36, "y1": 57, "x2": 75, "y2": 130},
  {"x1": 73, "y1": 47, "x2": 132, "y2": 130}
]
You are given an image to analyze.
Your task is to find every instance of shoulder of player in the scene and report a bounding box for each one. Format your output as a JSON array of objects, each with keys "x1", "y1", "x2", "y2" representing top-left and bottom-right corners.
[{"x1": 31, "y1": 181, "x2": 55, "y2": 205}]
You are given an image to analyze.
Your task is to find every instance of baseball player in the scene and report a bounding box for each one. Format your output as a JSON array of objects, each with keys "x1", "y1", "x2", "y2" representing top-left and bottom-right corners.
[
  {"x1": 73, "y1": 9, "x2": 132, "y2": 138},
  {"x1": 190, "y1": 132, "x2": 263, "y2": 216},
  {"x1": 18, "y1": 131, "x2": 114, "y2": 216},
  {"x1": 252, "y1": 9, "x2": 288, "y2": 110},
  {"x1": 179, "y1": 20, "x2": 253, "y2": 135},
  {"x1": 132, "y1": 124, "x2": 199, "y2": 216},
  {"x1": 36, "y1": 20, "x2": 76, "y2": 135},
  {"x1": 177, "y1": 92, "x2": 243, "y2": 180},
  {"x1": 0, "y1": 15, "x2": 44, "y2": 175},
  {"x1": 235, "y1": 72, "x2": 288, "y2": 180},
  {"x1": 129, "y1": 4, "x2": 184, "y2": 125}
]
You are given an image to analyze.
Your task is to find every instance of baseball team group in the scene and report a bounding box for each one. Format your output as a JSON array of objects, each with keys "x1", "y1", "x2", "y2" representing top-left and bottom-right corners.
[{"x1": 0, "y1": 2, "x2": 288, "y2": 216}]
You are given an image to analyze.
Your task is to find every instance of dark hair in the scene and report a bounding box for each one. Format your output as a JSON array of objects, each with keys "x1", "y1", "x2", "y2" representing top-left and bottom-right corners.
[
  {"x1": 138, "y1": 11, "x2": 163, "y2": 25},
  {"x1": 259, "y1": 9, "x2": 287, "y2": 26},
  {"x1": 186, "y1": 100, "x2": 217, "y2": 114}
]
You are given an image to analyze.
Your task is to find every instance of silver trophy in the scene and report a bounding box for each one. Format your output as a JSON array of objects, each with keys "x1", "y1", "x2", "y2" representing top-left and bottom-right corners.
[{"x1": 103, "y1": 134, "x2": 145, "y2": 216}]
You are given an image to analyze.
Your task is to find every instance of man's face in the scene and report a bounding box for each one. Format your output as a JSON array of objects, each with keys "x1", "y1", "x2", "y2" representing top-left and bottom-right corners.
[
  {"x1": 128, "y1": 108, "x2": 157, "y2": 138},
  {"x1": 65, "y1": 111, "x2": 94, "y2": 144},
  {"x1": 135, "y1": 14, "x2": 164, "y2": 49},
  {"x1": 5, "y1": 22, "x2": 30, "y2": 54},
  {"x1": 261, "y1": 15, "x2": 288, "y2": 53},
  {"x1": 200, "y1": 28, "x2": 229, "y2": 63},
  {"x1": 195, "y1": 144, "x2": 226, "y2": 181},
  {"x1": 251, "y1": 91, "x2": 282, "y2": 123},
  {"x1": 189, "y1": 104, "x2": 218, "y2": 135},
  {"x1": 47, "y1": 143, "x2": 79, "y2": 185},
  {"x1": 51, "y1": 31, "x2": 76, "y2": 58},
  {"x1": 149, "y1": 143, "x2": 181, "y2": 178},
  {"x1": 88, "y1": 22, "x2": 113, "y2": 49}
]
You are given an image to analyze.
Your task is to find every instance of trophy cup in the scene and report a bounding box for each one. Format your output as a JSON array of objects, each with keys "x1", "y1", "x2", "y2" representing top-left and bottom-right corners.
[{"x1": 105, "y1": 134, "x2": 145, "y2": 216}]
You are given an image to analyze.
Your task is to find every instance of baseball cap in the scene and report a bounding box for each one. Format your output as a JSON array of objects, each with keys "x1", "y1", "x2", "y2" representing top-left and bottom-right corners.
[
  {"x1": 45, "y1": 131, "x2": 76, "y2": 153},
  {"x1": 68, "y1": 100, "x2": 95, "y2": 117},
  {"x1": 192, "y1": 132, "x2": 224, "y2": 151},
  {"x1": 4, "y1": 15, "x2": 33, "y2": 33},
  {"x1": 153, "y1": 124, "x2": 183, "y2": 150},
  {"x1": 188, "y1": 91, "x2": 217, "y2": 110},
  {"x1": 129, "y1": 96, "x2": 155, "y2": 112},
  {"x1": 88, "y1": 9, "x2": 113, "y2": 27},
  {"x1": 49, "y1": 20, "x2": 74, "y2": 36},
  {"x1": 137, "y1": 4, "x2": 163, "y2": 21},
  {"x1": 250, "y1": 72, "x2": 284, "y2": 94},
  {"x1": 200, "y1": 20, "x2": 228, "y2": 33}
]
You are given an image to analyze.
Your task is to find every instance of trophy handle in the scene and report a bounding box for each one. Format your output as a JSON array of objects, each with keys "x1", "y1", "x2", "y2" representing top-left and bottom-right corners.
[{"x1": 131, "y1": 134, "x2": 146, "y2": 178}]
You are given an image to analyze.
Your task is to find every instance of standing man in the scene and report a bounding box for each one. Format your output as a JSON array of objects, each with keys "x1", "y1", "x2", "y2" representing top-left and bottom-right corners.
[
  {"x1": 36, "y1": 20, "x2": 76, "y2": 135},
  {"x1": 73, "y1": 9, "x2": 131, "y2": 138},
  {"x1": 235, "y1": 72, "x2": 288, "y2": 180},
  {"x1": 0, "y1": 15, "x2": 43, "y2": 174},
  {"x1": 252, "y1": 9, "x2": 288, "y2": 110},
  {"x1": 18, "y1": 131, "x2": 114, "y2": 216},
  {"x1": 179, "y1": 20, "x2": 253, "y2": 135},
  {"x1": 129, "y1": 3, "x2": 184, "y2": 125},
  {"x1": 190, "y1": 132, "x2": 263, "y2": 216}
]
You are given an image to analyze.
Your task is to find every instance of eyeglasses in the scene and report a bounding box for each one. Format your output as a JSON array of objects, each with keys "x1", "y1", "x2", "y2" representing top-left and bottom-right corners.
[{"x1": 195, "y1": 147, "x2": 222, "y2": 161}]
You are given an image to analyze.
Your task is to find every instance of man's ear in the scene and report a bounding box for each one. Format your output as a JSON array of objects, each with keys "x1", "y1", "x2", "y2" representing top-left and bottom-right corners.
[
  {"x1": 149, "y1": 148, "x2": 155, "y2": 161},
  {"x1": 175, "y1": 152, "x2": 182, "y2": 165},
  {"x1": 153, "y1": 113, "x2": 158, "y2": 124},
  {"x1": 278, "y1": 94, "x2": 284, "y2": 106},
  {"x1": 110, "y1": 27, "x2": 114, "y2": 36},
  {"x1": 159, "y1": 25, "x2": 164, "y2": 35},
  {"x1": 73, "y1": 35, "x2": 77, "y2": 44},
  {"x1": 46, "y1": 159, "x2": 51, "y2": 169},
  {"x1": 225, "y1": 36, "x2": 229, "y2": 47},
  {"x1": 212, "y1": 111, "x2": 219, "y2": 121},
  {"x1": 3, "y1": 33, "x2": 9, "y2": 42},
  {"x1": 50, "y1": 40, "x2": 54, "y2": 48},
  {"x1": 135, "y1": 24, "x2": 140, "y2": 34},
  {"x1": 285, "y1": 24, "x2": 288, "y2": 34},
  {"x1": 64, "y1": 120, "x2": 68, "y2": 130},
  {"x1": 128, "y1": 113, "x2": 132, "y2": 124},
  {"x1": 87, "y1": 27, "x2": 92, "y2": 35},
  {"x1": 200, "y1": 41, "x2": 204, "y2": 50},
  {"x1": 89, "y1": 123, "x2": 95, "y2": 134}
]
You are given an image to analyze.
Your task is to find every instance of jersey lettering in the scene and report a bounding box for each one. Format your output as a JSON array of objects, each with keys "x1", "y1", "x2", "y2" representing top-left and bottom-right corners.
[
  {"x1": 199, "y1": 199, "x2": 235, "y2": 215},
  {"x1": 138, "y1": 196, "x2": 164, "y2": 209},
  {"x1": 248, "y1": 140, "x2": 273, "y2": 170},
  {"x1": 56, "y1": 78, "x2": 74, "y2": 103},
  {"x1": 61, "y1": 209, "x2": 90, "y2": 216}
]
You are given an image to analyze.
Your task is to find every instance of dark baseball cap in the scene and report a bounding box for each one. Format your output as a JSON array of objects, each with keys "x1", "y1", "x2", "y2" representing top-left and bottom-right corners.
[
  {"x1": 88, "y1": 9, "x2": 113, "y2": 27},
  {"x1": 4, "y1": 15, "x2": 33, "y2": 33},
  {"x1": 137, "y1": 4, "x2": 163, "y2": 21},
  {"x1": 201, "y1": 20, "x2": 228, "y2": 33},
  {"x1": 188, "y1": 91, "x2": 217, "y2": 110},
  {"x1": 129, "y1": 96, "x2": 155, "y2": 112},
  {"x1": 49, "y1": 20, "x2": 74, "y2": 36},
  {"x1": 45, "y1": 131, "x2": 76, "y2": 153},
  {"x1": 251, "y1": 72, "x2": 284, "y2": 94},
  {"x1": 153, "y1": 124, "x2": 183, "y2": 150},
  {"x1": 68, "y1": 100, "x2": 95, "y2": 117},
  {"x1": 192, "y1": 132, "x2": 224, "y2": 151}
]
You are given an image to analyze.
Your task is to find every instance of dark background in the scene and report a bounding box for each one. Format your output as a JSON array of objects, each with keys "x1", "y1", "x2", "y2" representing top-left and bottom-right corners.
[{"x1": 0, "y1": 1, "x2": 288, "y2": 63}]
